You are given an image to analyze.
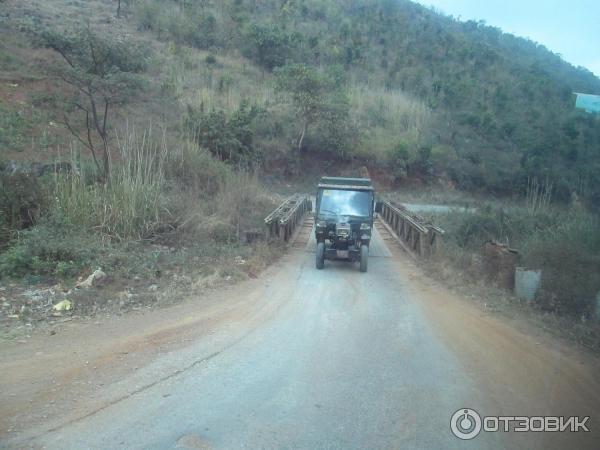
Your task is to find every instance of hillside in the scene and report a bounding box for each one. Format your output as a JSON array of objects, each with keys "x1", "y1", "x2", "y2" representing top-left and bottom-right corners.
[{"x1": 1, "y1": 0, "x2": 599, "y2": 207}]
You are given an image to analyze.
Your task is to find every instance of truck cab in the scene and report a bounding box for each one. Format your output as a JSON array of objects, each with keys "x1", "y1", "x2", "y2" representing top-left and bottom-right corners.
[{"x1": 314, "y1": 177, "x2": 374, "y2": 272}]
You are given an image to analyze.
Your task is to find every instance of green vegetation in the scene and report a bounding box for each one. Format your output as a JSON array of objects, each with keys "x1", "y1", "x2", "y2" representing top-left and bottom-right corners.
[
  {"x1": 275, "y1": 64, "x2": 352, "y2": 154},
  {"x1": 0, "y1": 129, "x2": 277, "y2": 284},
  {"x1": 185, "y1": 101, "x2": 263, "y2": 165},
  {"x1": 0, "y1": 215, "x2": 103, "y2": 279},
  {"x1": 0, "y1": 101, "x2": 39, "y2": 153},
  {"x1": 52, "y1": 128, "x2": 168, "y2": 240},
  {"x1": 429, "y1": 204, "x2": 600, "y2": 317},
  {"x1": 0, "y1": 173, "x2": 47, "y2": 248}
]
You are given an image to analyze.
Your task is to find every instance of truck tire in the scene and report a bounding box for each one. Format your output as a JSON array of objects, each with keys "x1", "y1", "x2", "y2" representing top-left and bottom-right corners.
[
  {"x1": 316, "y1": 242, "x2": 325, "y2": 269},
  {"x1": 360, "y1": 244, "x2": 369, "y2": 273}
]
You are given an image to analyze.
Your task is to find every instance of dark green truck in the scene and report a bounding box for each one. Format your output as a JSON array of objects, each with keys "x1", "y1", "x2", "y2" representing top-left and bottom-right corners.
[{"x1": 314, "y1": 177, "x2": 375, "y2": 272}]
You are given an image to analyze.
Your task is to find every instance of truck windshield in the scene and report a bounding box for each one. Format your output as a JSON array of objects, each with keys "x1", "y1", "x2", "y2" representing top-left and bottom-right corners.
[{"x1": 319, "y1": 189, "x2": 372, "y2": 218}]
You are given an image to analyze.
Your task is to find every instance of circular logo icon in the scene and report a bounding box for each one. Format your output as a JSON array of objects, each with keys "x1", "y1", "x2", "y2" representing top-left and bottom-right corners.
[{"x1": 450, "y1": 408, "x2": 482, "y2": 440}]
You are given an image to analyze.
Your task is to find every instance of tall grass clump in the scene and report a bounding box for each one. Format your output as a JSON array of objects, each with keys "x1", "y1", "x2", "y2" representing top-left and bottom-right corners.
[
  {"x1": 173, "y1": 167, "x2": 276, "y2": 244},
  {"x1": 54, "y1": 128, "x2": 169, "y2": 240},
  {"x1": 526, "y1": 176, "x2": 553, "y2": 215},
  {"x1": 214, "y1": 170, "x2": 276, "y2": 235}
]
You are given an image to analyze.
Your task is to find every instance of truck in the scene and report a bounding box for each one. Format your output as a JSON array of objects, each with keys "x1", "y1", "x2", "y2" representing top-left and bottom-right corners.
[{"x1": 314, "y1": 177, "x2": 375, "y2": 272}]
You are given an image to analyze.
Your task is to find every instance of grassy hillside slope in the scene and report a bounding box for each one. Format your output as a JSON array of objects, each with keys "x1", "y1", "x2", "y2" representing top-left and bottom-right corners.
[
  {"x1": 124, "y1": 0, "x2": 600, "y2": 204},
  {"x1": 2, "y1": 0, "x2": 599, "y2": 203}
]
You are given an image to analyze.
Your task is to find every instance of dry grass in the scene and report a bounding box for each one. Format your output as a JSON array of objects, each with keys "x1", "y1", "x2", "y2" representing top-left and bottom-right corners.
[
  {"x1": 160, "y1": 46, "x2": 276, "y2": 112},
  {"x1": 348, "y1": 85, "x2": 432, "y2": 161},
  {"x1": 174, "y1": 168, "x2": 277, "y2": 244},
  {"x1": 349, "y1": 84, "x2": 431, "y2": 133},
  {"x1": 53, "y1": 127, "x2": 169, "y2": 240}
]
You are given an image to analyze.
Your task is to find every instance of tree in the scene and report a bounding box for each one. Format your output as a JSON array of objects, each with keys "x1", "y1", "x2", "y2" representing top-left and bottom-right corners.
[
  {"x1": 39, "y1": 27, "x2": 149, "y2": 179},
  {"x1": 115, "y1": 0, "x2": 132, "y2": 18},
  {"x1": 245, "y1": 24, "x2": 293, "y2": 71},
  {"x1": 185, "y1": 101, "x2": 261, "y2": 165},
  {"x1": 275, "y1": 64, "x2": 350, "y2": 153}
]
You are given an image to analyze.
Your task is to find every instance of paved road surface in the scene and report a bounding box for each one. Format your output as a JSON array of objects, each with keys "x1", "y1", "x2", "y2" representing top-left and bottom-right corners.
[{"x1": 3, "y1": 226, "x2": 599, "y2": 449}]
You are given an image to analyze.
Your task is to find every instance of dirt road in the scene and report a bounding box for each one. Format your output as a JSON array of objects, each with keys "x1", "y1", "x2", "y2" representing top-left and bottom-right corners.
[{"x1": 1, "y1": 226, "x2": 599, "y2": 449}]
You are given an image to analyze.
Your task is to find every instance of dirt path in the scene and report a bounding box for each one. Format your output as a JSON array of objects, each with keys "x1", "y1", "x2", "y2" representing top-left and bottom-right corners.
[
  {"x1": 1, "y1": 231, "x2": 599, "y2": 449},
  {"x1": 0, "y1": 264, "x2": 286, "y2": 441}
]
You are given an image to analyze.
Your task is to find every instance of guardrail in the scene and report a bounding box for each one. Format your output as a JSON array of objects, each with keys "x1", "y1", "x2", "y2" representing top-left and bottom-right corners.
[
  {"x1": 265, "y1": 194, "x2": 312, "y2": 243},
  {"x1": 378, "y1": 200, "x2": 444, "y2": 257}
]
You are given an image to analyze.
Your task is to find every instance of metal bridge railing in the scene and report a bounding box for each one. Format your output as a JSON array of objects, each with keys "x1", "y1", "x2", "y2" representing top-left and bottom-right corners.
[
  {"x1": 378, "y1": 200, "x2": 444, "y2": 257},
  {"x1": 265, "y1": 194, "x2": 312, "y2": 243}
]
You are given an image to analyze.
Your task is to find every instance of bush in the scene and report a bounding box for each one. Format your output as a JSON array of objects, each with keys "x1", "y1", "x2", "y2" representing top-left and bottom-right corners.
[
  {"x1": 0, "y1": 102, "x2": 32, "y2": 151},
  {"x1": 166, "y1": 142, "x2": 230, "y2": 195},
  {"x1": 0, "y1": 215, "x2": 102, "y2": 278},
  {"x1": 135, "y1": 0, "x2": 162, "y2": 32},
  {"x1": 243, "y1": 24, "x2": 295, "y2": 70},
  {"x1": 0, "y1": 173, "x2": 47, "y2": 242},
  {"x1": 185, "y1": 101, "x2": 262, "y2": 164}
]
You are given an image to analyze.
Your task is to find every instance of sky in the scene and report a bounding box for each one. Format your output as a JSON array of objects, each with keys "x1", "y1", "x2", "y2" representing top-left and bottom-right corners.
[{"x1": 413, "y1": 0, "x2": 600, "y2": 77}]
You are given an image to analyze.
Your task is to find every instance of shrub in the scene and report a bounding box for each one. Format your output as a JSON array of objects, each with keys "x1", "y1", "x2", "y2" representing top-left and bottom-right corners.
[
  {"x1": 166, "y1": 142, "x2": 230, "y2": 195},
  {"x1": 243, "y1": 24, "x2": 295, "y2": 70},
  {"x1": 185, "y1": 101, "x2": 262, "y2": 164},
  {"x1": 387, "y1": 141, "x2": 411, "y2": 180},
  {"x1": 0, "y1": 215, "x2": 102, "y2": 278},
  {"x1": 0, "y1": 173, "x2": 47, "y2": 240},
  {"x1": 135, "y1": 0, "x2": 162, "y2": 31},
  {"x1": 0, "y1": 102, "x2": 32, "y2": 151}
]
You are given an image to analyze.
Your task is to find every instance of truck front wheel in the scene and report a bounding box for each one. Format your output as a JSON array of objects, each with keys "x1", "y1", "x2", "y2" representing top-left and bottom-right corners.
[
  {"x1": 360, "y1": 244, "x2": 369, "y2": 272},
  {"x1": 316, "y1": 242, "x2": 325, "y2": 270}
]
